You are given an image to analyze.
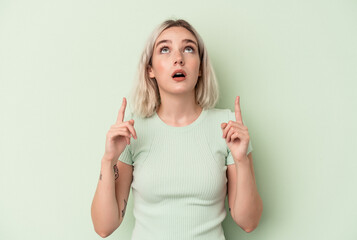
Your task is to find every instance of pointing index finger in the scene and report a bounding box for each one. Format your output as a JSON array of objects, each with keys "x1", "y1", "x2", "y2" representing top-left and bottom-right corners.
[
  {"x1": 116, "y1": 97, "x2": 126, "y2": 124},
  {"x1": 235, "y1": 96, "x2": 243, "y2": 125}
]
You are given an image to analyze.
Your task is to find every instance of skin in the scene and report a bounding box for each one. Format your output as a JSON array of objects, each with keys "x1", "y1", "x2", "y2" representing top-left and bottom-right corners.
[
  {"x1": 148, "y1": 26, "x2": 262, "y2": 232},
  {"x1": 91, "y1": 96, "x2": 136, "y2": 237},
  {"x1": 92, "y1": 27, "x2": 262, "y2": 236},
  {"x1": 222, "y1": 96, "x2": 263, "y2": 232},
  {"x1": 148, "y1": 26, "x2": 262, "y2": 231},
  {"x1": 148, "y1": 26, "x2": 202, "y2": 125}
]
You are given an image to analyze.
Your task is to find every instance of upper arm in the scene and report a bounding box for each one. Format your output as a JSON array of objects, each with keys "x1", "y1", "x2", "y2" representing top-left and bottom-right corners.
[
  {"x1": 115, "y1": 160, "x2": 133, "y2": 224},
  {"x1": 226, "y1": 152, "x2": 254, "y2": 219}
]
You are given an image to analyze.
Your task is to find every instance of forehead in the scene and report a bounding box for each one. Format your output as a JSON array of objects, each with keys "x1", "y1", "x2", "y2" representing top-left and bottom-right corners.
[{"x1": 155, "y1": 27, "x2": 197, "y2": 45}]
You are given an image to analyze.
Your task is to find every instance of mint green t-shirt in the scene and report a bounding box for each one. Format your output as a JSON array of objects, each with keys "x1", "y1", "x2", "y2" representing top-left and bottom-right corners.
[{"x1": 119, "y1": 107, "x2": 253, "y2": 240}]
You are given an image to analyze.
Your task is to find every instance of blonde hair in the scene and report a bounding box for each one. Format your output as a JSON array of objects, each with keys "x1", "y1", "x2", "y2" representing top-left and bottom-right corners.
[{"x1": 128, "y1": 18, "x2": 219, "y2": 118}]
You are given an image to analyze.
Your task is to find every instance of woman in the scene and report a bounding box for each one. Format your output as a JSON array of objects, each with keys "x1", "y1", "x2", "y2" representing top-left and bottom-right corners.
[{"x1": 91, "y1": 18, "x2": 263, "y2": 239}]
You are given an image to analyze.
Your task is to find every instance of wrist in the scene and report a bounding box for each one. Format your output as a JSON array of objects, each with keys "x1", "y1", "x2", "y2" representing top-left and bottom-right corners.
[
  {"x1": 101, "y1": 155, "x2": 117, "y2": 165},
  {"x1": 234, "y1": 155, "x2": 249, "y2": 166}
]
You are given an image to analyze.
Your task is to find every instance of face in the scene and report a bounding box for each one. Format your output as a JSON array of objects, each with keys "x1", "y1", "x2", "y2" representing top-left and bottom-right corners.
[{"x1": 148, "y1": 26, "x2": 201, "y2": 96}]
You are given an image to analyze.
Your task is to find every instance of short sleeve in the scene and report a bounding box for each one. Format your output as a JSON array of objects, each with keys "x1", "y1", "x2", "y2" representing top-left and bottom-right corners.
[
  {"x1": 118, "y1": 104, "x2": 133, "y2": 166},
  {"x1": 225, "y1": 111, "x2": 254, "y2": 166},
  {"x1": 119, "y1": 145, "x2": 133, "y2": 165}
]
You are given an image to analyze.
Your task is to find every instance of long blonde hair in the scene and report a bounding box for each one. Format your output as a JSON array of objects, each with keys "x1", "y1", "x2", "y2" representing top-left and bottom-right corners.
[{"x1": 128, "y1": 18, "x2": 219, "y2": 118}]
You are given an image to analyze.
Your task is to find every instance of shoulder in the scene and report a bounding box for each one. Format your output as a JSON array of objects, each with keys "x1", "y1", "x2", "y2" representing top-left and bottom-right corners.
[
  {"x1": 205, "y1": 107, "x2": 234, "y2": 122},
  {"x1": 124, "y1": 108, "x2": 160, "y2": 139},
  {"x1": 206, "y1": 107, "x2": 249, "y2": 126},
  {"x1": 123, "y1": 107, "x2": 153, "y2": 124},
  {"x1": 201, "y1": 108, "x2": 233, "y2": 136}
]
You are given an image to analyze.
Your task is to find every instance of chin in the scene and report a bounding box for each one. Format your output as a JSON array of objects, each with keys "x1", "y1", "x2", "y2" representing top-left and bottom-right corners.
[
  {"x1": 160, "y1": 87, "x2": 194, "y2": 96},
  {"x1": 173, "y1": 87, "x2": 197, "y2": 95}
]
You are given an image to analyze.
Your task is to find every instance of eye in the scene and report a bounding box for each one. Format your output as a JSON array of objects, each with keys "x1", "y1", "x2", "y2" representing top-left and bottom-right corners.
[
  {"x1": 160, "y1": 46, "x2": 169, "y2": 54},
  {"x1": 185, "y1": 46, "x2": 194, "y2": 53}
]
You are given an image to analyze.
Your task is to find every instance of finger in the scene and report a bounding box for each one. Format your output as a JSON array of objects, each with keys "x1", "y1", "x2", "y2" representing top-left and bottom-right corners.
[
  {"x1": 111, "y1": 121, "x2": 137, "y2": 139},
  {"x1": 111, "y1": 119, "x2": 133, "y2": 129},
  {"x1": 223, "y1": 122, "x2": 246, "y2": 138},
  {"x1": 222, "y1": 121, "x2": 239, "y2": 138},
  {"x1": 230, "y1": 132, "x2": 242, "y2": 143},
  {"x1": 226, "y1": 127, "x2": 237, "y2": 143},
  {"x1": 232, "y1": 130, "x2": 250, "y2": 143},
  {"x1": 111, "y1": 130, "x2": 131, "y2": 145},
  {"x1": 222, "y1": 122, "x2": 231, "y2": 138},
  {"x1": 235, "y1": 96, "x2": 243, "y2": 125},
  {"x1": 116, "y1": 97, "x2": 126, "y2": 124},
  {"x1": 126, "y1": 121, "x2": 137, "y2": 139},
  {"x1": 108, "y1": 129, "x2": 131, "y2": 139},
  {"x1": 221, "y1": 123, "x2": 227, "y2": 138}
]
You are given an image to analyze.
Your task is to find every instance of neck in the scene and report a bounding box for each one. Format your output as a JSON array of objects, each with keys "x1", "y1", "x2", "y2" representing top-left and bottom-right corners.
[{"x1": 156, "y1": 90, "x2": 202, "y2": 126}]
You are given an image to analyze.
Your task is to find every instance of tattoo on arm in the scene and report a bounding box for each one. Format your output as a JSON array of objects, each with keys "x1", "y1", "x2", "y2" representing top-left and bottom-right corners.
[
  {"x1": 99, "y1": 164, "x2": 119, "y2": 181},
  {"x1": 122, "y1": 199, "x2": 127, "y2": 218},
  {"x1": 113, "y1": 164, "x2": 119, "y2": 180}
]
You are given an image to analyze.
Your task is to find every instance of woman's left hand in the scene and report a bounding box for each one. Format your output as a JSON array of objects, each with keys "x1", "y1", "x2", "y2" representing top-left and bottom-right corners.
[{"x1": 221, "y1": 96, "x2": 250, "y2": 163}]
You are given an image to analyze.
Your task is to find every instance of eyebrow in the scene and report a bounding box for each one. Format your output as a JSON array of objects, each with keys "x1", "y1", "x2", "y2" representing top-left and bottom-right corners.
[{"x1": 155, "y1": 39, "x2": 198, "y2": 49}]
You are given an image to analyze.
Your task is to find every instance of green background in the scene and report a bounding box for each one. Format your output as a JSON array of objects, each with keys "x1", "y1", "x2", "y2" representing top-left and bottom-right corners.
[{"x1": 1, "y1": 0, "x2": 356, "y2": 239}]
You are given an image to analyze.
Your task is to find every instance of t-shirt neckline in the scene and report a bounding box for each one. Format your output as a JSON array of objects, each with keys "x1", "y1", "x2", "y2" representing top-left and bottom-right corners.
[{"x1": 154, "y1": 108, "x2": 207, "y2": 132}]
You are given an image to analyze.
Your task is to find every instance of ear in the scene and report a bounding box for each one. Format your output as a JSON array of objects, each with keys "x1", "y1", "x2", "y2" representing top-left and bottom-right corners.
[{"x1": 148, "y1": 65, "x2": 155, "y2": 78}]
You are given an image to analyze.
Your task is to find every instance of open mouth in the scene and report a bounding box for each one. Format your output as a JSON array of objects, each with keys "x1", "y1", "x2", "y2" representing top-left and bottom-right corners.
[
  {"x1": 171, "y1": 70, "x2": 187, "y2": 81},
  {"x1": 172, "y1": 72, "x2": 185, "y2": 78}
]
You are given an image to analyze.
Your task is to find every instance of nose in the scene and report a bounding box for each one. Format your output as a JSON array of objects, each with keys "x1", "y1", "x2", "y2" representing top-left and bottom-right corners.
[{"x1": 173, "y1": 50, "x2": 184, "y2": 65}]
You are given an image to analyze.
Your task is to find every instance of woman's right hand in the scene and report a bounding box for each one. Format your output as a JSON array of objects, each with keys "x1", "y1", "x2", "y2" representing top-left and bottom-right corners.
[{"x1": 103, "y1": 97, "x2": 137, "y2": 162}]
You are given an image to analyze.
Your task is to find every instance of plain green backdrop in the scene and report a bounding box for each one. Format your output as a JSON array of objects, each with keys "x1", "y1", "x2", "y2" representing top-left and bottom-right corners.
[{"x1": 0, "y1": 0, "x2": 356, "y2": 239}]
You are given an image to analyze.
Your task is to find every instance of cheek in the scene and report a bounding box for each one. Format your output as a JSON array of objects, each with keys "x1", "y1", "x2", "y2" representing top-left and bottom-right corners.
[
  {"x1": 192, "y1": 59, "x2": 201, "y2": 74},
  {"x1": 196, "y1": 61, "x2": 201, "y2": 71},
  {"x1": 153, "y1": 59, "x2": 168, "y2": 76}
]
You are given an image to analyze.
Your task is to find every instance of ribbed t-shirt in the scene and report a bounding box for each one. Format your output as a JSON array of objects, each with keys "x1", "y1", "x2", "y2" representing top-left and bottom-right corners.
[{"x1": 119, "y1": 107, "x2": 253, "y2": 240}]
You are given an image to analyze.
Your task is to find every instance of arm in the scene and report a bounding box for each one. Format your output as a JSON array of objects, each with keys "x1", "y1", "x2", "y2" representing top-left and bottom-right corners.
[
  {"x1": 91, "y1": 156, "x2": 133, "y2": 238},
  {"x1": 226, "y1": 152, "x2": 263, "y2": 232}
]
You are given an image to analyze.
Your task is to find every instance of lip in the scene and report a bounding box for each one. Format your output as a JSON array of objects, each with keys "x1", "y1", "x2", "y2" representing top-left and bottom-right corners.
[
  {"x1": 172, "y1": 76, "x2": 186, "y2": 81},
  {"x1": 171, "y1": 69, "x2": 187, "y2": 78}
]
